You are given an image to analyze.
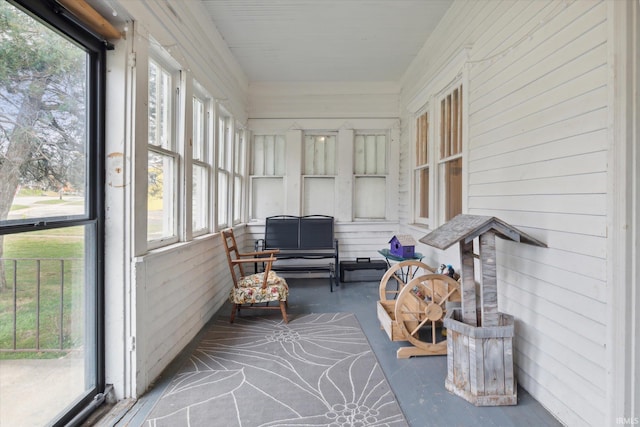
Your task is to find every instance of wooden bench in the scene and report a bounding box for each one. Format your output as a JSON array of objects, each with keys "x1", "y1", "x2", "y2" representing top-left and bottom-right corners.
[{"x1": 255, "y1": 215, "x2": 340, "y2": 291}]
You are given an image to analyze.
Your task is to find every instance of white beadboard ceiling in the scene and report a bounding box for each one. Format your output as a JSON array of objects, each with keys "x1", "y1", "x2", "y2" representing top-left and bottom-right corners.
[{"x1": 199, "y1": 0, "x2": 453, "y2": 83}]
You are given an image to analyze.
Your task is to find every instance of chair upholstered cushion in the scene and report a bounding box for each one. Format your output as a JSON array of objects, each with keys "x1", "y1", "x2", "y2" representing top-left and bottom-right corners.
[{"x1": 229, "y1": 270, "x2": 288, "y2": 304}]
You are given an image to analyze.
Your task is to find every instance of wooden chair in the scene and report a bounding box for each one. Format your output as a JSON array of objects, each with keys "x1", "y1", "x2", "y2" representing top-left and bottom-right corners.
[{"x1": 221, "y1": 228, "x2": 289, "y2": 323}]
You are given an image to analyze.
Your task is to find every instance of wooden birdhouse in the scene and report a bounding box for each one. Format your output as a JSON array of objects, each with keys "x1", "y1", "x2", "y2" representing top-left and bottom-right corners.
[
  {"x1": 389, "y1": 234, "x2": 416, "y2": 258},
  {"x1": 419, "y1": 214, "x2": 546, "y2": 406}
]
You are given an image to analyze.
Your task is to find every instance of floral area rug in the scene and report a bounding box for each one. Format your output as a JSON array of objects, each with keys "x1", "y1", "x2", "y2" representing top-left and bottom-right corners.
[{"x1": 144, "y1": 313, "x2": 408, "y2": 427}]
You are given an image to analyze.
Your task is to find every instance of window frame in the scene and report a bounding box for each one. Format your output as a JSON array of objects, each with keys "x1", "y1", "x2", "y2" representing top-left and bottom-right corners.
[
  {"x1": 232, "y1": 124, "x2": 245, "y2": 225},
  {"x1": 353, "y1": 131, "x2": 389, "y2": 220},
  {"x1": 410, "y1": 48, "x2": 469, "y2": 228},
  {"x1": 146, "y1": 55, "x2": 180, "y2": 249},
  {"x1": 216, "y1": 107, "x2": 233, "y2": 230},
  {"x1": 302, "y1": 132, "x2": 337, "y2": 216},
  {"x1": 436, "y1": 82, "x2": 464, "y2": 224},
  {"x1": 249, "y1": 134, "x2": 286, "y2": 221},
  {"x1": 413, "y1": 110, "x2": 431, "y2": 226},
  {"x1": 1, "y1": 1, "x2": 107, "y2": 425},
  {"x1": 191, "y1": 85, "x2": 213, "y2": 237}
]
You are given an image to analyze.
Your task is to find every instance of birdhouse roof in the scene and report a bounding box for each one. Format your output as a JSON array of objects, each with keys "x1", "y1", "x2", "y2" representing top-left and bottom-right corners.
[
  {"x1": 418, "y1": 214, "x2": 546, "y2": 250},
  {"x1": 389, "y1": 234, "x2": 416, "y2": 246}
]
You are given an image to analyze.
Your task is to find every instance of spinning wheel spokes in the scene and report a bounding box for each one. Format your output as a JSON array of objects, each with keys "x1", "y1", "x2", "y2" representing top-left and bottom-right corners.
[
  {"x1": 379, "y1": 261, "x2": 435, "y2": 301},
  {"x1": 394, "y1": 274, "x2": 461, "y2": 351}
]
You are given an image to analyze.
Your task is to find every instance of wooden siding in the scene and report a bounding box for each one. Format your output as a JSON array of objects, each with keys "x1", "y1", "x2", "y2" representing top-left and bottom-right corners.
[
  {"x1": 399, "y1": 1, "x2": 608, "y2": 425},
  {"x1": 249, "y1": 82, "x2": 400, "y2": 119},
  {"x1": 133, "y1": 232, "x2": 233, "y2": 395}
]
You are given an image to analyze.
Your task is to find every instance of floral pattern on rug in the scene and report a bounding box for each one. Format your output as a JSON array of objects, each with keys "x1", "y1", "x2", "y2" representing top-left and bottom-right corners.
[{"x1": 144, "y1": 313, "x2": 408, "y2": 427}]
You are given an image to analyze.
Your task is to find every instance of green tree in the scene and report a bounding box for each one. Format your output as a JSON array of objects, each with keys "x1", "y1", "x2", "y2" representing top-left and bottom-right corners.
[{"x1": 0, "y1": 1, "x2": 86, "y2": 288}]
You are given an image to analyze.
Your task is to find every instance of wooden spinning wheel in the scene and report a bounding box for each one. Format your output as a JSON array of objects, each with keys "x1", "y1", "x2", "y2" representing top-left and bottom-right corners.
[
  {"x1": 393, "y1": 274, "x2": 461, "y2": 358},
  {"x1": 378, "y1": 260, "x2": 435, "y2": 301}
]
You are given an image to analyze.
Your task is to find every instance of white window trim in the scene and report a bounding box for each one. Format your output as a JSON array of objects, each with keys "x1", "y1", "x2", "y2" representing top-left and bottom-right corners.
[
  {"x1": 248, "y1": 133, "x2": 286, "y2": 221},
  {"x1": 353, "y1": 130, "x2": 390, "y2": 221},
  {"x1": 191, "y1": 84, "x2": 213, "y2": 237},
  {"x1": 408, "y1": 47, "x2": 470, "y2": 229},
  {"x1": 413, "y1": 108, "x2": 431, "y2": 226},
  {"x1": 232, "y1": 123, "x2": 245, "y2": 225},
  {"x1": 146, "y1": 54, "x2": 181, "y2": 250},
  {"x1": 216, "y1": 105, "x2": 233, "y2": 230}
]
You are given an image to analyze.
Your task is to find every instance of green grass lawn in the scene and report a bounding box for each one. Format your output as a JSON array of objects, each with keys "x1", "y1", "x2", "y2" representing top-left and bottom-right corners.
[
  {"x1": 0, "y1": 227, "x2": 85, "y2": 358},
  {"x1": 34, "y1": 199, "x2": 69, "y2": 205}
]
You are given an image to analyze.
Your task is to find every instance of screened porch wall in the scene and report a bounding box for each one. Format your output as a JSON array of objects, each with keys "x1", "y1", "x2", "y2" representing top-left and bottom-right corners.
[
  {"x1": 398, "y1": 1, "x2": 609, "y2": 426},
  {"x1": 103, "y1": 0, "x2": 250, "y2": 399}
]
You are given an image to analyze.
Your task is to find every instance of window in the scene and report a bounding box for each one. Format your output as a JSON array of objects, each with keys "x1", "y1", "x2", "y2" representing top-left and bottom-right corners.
[
  {"x1": 217, "y1": 111, "x2": 232, "y2": 228},
  {"x1": 250, "y1": 135, "x2": 285, "y2": 220},
  {"x1": 354, "y1": 133, "x2": 387, "y2": 219},
  {"x1": 147, "y1": 58, "x2": 178, "y2": 245},
  {"x1": 438, "y1": 84, "x2": 463, "y2": 222},
  {"x1": 192, "y1": 87, "x2": 212, "y2": 235},
  {"x1": 0, "y1": 1, "x2": 105, "y2": 425},
  {"x1": 232, "y1": 126, "x2": 244, "y2": 224},
  {"x1": 414, "y1": 111, "x2": 430, "y2": 224},
  {"x1": 414, "y1": 82, "x2": 464, "y2": 226},
  {"x1": 303, "y1": 133, "x2": 336, "y2": 216}
]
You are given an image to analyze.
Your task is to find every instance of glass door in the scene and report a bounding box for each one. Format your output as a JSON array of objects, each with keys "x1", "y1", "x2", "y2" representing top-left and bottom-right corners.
[{"x1": 0, "y1": 1, "x2": 105, "y2": 425}]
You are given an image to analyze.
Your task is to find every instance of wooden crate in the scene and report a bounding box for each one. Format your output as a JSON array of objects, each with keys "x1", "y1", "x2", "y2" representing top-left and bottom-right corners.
[
  {"x1": 443, "y1": 308, "x2": 517, "y2": 406},
  {"x1": 376, "y1": 300, "x2": 406, "y2": 342}
]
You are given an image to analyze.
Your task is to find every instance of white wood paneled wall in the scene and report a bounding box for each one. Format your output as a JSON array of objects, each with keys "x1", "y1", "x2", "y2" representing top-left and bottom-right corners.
[
  {"x1": 133, "y1": 232, "x2": 232, "y2": 396},
  {"x1": 399, "y1": 1, "x2": 609, "y2": 425}
]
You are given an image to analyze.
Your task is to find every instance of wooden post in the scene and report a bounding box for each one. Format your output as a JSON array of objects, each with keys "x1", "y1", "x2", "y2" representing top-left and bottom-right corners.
[
  {"x1": 57, "y1": 0, "x2": 122, "y2": 40},
  {"x1": 480, "y1": 231, "x2": 499, "y2": 327},
  {"x1": 459, "y1": 239, "x2": 477, "y2": 326}
]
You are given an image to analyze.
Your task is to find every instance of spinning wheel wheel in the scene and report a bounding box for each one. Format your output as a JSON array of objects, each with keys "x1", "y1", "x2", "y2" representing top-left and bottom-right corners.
[
  {"x1": 378, "y1": 261, "x2": 435, "y2": 301},
  {"x1": 393, "y1": 274, "x2": 461, "y2": 358}
]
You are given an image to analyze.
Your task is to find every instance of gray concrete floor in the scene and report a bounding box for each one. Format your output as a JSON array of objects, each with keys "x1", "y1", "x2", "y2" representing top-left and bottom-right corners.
[
  {"x1": 116, "y1": 277, "x2": 562, "y2": 427},
  {"x1": 0, "y1": 352, "x2": 84, "y2": 427}
]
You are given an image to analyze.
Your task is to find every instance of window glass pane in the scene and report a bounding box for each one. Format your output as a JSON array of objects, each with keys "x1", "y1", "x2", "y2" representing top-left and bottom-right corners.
[
  {"x1": 303, "y1": 177, "x2": 334, "y2": 216},
  {"x1": 234, "y1": 129, "x2": 243, "y2": 175},
  {"x1": 192, "y1": 97, "x2": 204, "y2": 161},
  {"x1": 304, "y1": 135, "x2": 336, "y2": 175},
  {"x1": 251, "y1": 177, "x2": 283, "y2": 220},
  {"x1": 148, "y1": 60, "x2": 172, "y2": 150},
  {"x1": 355, "y1": 134, "x2": 386, "y2": 175},
  {"x1": 192, "y1": 164, "x2": 208, "y2": 232},
  {"x1": 233, "y1": 175, "x2": 241, "y2": 223},
  {"x1": 416, "y1": 113, "x2": 428, "y2": 166},
  {"x1": 441, "y1": 157, "x2": 462, "y2": 221},
  {"x1": 439, "y1": 84, "x2": 462, "y2": 161},
  {"x1": 0, "y1": 225, "x2": 95, "y2": 426},
  {"x1": 354, "y1": 177, "x2": 385, "y2": 219},
  {"x1": 414, "y1": 110, "x2": 429, "y2": 222},
  {"x1": 415, "y1": 168, "x2": 429, "y2": 219},
  {"x1": 148, "y1": 151, "x2": 175, "y2": 240},
  {"x1": 252, "y1": 135, "x2": 285, "y2": 176},
  {"x1": 218, "y1": 116, "x2": 228, "y2": 169},
  {"x1": 0, "y1": 7, "x2": 87, "y2": 225},
  {"x1": 217, "y1": 171, "x2": 227, "y2": 227}
]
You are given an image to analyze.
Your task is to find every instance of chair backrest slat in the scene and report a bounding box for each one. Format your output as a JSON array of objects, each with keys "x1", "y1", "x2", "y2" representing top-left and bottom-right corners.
[{"x1": 221, "y1": 228, "x2": 245, "y2": 286}]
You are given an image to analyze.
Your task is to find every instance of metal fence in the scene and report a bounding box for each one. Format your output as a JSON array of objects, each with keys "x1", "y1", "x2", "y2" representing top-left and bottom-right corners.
[{"x1": 0, "y1": 258, "x2": 82, "y2": 353}]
